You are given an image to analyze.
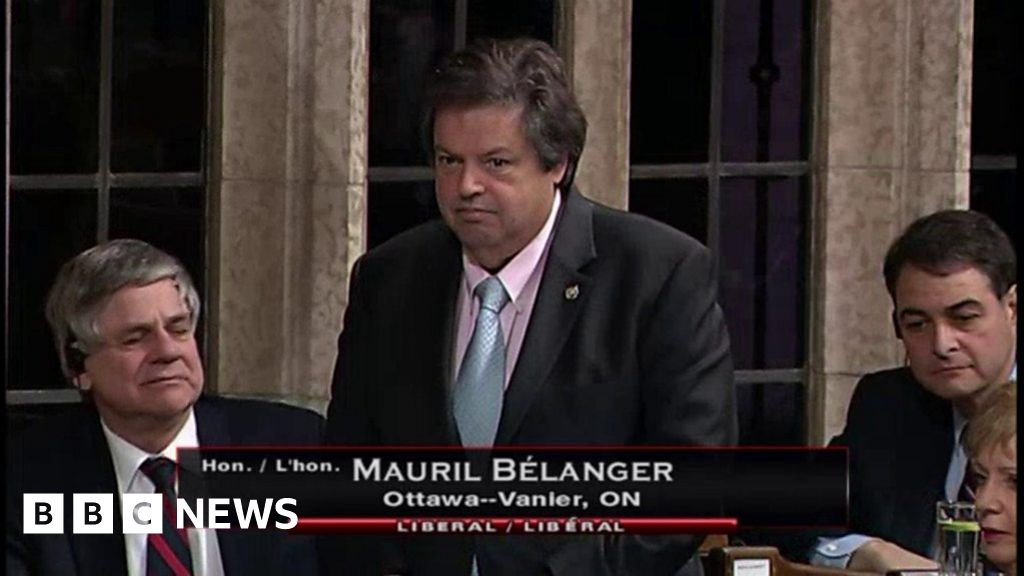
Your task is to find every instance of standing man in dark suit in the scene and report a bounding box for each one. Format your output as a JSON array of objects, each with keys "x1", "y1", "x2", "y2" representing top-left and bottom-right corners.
[
  {"x1": 6, "y1": 239, "x2": 323, "y2": 576},
  {"x1": 810, "y1": 210, "x2": 1016, "y2": 573},
  {"x1": 324, "y1": 37, "x2": 736, "y2": 575}
]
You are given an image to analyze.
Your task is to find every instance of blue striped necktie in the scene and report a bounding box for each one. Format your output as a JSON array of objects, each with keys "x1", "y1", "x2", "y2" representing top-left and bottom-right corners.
[
  {"x1": 454, "y1": 276, "x2": 510, "y2": 448},
  {"x1": 140, "y1": 457, "x2": 194, "y2": 576}
]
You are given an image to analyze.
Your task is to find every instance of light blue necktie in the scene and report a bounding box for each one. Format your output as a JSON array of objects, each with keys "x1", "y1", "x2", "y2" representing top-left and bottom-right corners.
[
  {"x1": 944, "y1": 419, "x2": 969, "y2": 502},
  {"x1": 454, "y1": 276, "x2": 510, "y2": 448},
  {"x1": 454, "y1": 277, "x2": 508, "y2": 576}
]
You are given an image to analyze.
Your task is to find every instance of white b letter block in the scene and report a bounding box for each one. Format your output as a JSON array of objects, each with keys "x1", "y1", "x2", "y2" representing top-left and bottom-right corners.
[
  {"x1": 73, "y1": 493, "x2": 114, "y2": 534},
  {"x1": 24, "y1": 493, "x2": 63, "y2": 534}
]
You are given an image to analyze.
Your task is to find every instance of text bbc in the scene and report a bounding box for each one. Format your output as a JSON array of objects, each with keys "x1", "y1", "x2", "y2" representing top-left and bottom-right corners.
[{"x1": 23, "y1": 494, "x2": 298, "y2": 534}]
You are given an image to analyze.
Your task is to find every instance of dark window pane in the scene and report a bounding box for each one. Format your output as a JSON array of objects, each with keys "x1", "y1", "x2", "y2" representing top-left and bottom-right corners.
[
  {"x1": 737, "y1": 382, "x2": 805, "y2": 445},
  {"x1": 971, "y1": 2, "x2": 1016, "y2": 156},
  {"x1": 628, "y1": 179, "x2": 708, "y2": 244},
  {"x1": 369, "y1": 0, "x2": 455, "y2": 166},
  {"x1": 109, "y1": 188, "x2": 206, "y2": 315},
  {"x1": 466, "y1": 0, "x2": 555, "y2": 44},
  {"x1": 111, "y1": 0, "x2": 207, "y2": 172},
  {"x1": 970, "y1": 170, "x2": 1016, "y2": 252},
  {"x1": 8, "y1": 403, "x2": 80, "y2": 437},
  {"x1": 10, "y1": 190, "x2": 98, "y2": 390},
  {"x1": 719, "y1": 177, "x2": 806, "y2": 370},
  {"x1": 11, "y1": 0, "x2": 100, "y2": 174},
  {"x1": 630, "y1": 1, "x2": 712, "y2": 164},
  {"x1": 368, "y1": 181, "x2": 441, "y2": 249},
  {"x1": 721, "y1": 0, "x2": 809, "y2": 161}
]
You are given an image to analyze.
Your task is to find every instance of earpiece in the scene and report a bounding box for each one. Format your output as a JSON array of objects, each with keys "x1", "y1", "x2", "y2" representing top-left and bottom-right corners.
[{"x1": 65, "y1": 339, "x2": 88, "y2": 376}]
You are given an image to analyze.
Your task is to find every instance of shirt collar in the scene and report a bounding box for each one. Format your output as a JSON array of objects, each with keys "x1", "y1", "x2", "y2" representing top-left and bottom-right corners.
[
  {"x1": 100, "y1": 409, "x2": 200, "y2": 492},
  {"x1": 462, "y1": 191, "x2": 562, "y2": 311}
]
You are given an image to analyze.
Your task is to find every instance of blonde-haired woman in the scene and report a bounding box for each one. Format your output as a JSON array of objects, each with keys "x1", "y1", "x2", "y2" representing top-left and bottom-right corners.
[{"x1": 965, "y1": 380, "x2": 1016, "y2": 576}]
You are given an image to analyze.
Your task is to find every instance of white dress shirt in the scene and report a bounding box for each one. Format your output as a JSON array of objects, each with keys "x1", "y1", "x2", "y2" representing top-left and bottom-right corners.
[{"x1": 101, "y1": 410, "x2": 225, "y2": 576}]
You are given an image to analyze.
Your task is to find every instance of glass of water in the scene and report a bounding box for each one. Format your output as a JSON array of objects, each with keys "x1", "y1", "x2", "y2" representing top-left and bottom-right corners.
[{"x1": 935, "y1": 501, "x2": 980, "y2": 576}]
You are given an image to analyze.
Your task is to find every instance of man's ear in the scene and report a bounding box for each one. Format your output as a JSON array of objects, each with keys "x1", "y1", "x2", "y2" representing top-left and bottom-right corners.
[
  {"x1": 891, "y1": 310, "x2": 903, "y2": 340},
  {"x1": 1004, "y1": 283, "x2": 1017, "y2": 321},
  {"x1": 74, "y1": 371, "x2": 92, "y2": 392},
  {"x1": 554, "y1": 155, "x2": 573, "y2": 191}
]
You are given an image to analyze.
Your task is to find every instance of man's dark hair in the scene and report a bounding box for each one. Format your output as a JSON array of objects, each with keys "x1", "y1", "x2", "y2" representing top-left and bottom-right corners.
[
  {"x1": 424, "y1": 37, "x2": 588, "y2": 190},
  {"x1": 883, "y1": 209, "x2": 1016, "y2": 301}
]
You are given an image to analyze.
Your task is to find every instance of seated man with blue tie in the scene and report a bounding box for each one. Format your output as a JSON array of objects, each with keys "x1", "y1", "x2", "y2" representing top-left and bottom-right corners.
[
  {"x1": 322, "y1": 37, "x2": 737, "y2": 575},
  {"x1": 6, "y1": 239, "x2": 323, "y2": 576},
  {"x1": 810, "y1": 210, "x2": 1017, "y2": 573}
]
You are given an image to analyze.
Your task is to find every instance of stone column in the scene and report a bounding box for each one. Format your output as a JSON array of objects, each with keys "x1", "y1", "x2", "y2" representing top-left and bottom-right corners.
[
  {"x1": 562, "y1": 0, "x2": 632, "y2": 210},
  {"x1": 207, "y1": 0, "x2": 368, "y2": 412},
  {"x1": 808, "y1": 0, "x2": 972, "y2": 443}
]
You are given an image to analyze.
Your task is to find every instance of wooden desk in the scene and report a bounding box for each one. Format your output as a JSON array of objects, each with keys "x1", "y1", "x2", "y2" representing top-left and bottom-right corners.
[{"x1": 703, "y1": 546, "x2": 879, "y2": 576}]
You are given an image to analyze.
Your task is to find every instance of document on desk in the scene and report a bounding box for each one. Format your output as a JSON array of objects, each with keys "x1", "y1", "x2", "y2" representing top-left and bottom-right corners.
[{"x1": 734, "y1": 558, "x2": 770, "y2": 576}]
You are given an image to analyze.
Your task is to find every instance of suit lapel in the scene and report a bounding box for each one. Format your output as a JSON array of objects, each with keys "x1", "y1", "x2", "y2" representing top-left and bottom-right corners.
[
  {"x1": 437, "y1": 248, "x2": 463, "y2": 442},
  {"x1": 904, "y1": 383, "x2": 955, "y2": 554},
  {"x1": 408, "y1": 231, "x2": 463, "y2": 444},
  {"x1": 495, "y1": 190, "x2": 596, "y2": 445},
  {"x1": 431, "y1": 233, "x2": 463, "y2": 399},
  {"x1": 884, "y1": 371, "x2": 954, "y2": 555},
  {"x1": 193, "y1": 398, "x2": 252, "y2": 574},
  {"x1": 194, "y1": 397, "x2": 231, "y2": 447},
  {"x1": 68, "y1": 409, "x2": 129, "y2": 576}
]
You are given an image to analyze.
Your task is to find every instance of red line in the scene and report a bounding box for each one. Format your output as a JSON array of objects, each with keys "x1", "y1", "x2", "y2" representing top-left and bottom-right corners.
[
  {"x1": 183, "y1": 445, "x2": 842, "y2": 451},
  {"x1": 149, "y1": 534, "x2": 192, "y2": 576},
  {"x1": 159, "y1": 493, "x2": 190, "y2": 540},
  {"x1": 292, "y1": 517, "x2": 738, "y2": 534}
]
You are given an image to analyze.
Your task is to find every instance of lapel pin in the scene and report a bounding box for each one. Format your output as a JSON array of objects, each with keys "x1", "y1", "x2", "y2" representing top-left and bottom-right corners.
[{"x1": 564, "y1": 284, "x2": 580, "y2": 301}]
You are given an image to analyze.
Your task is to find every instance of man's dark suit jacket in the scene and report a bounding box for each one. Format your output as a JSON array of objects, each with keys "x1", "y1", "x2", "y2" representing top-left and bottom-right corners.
[
  {"x1": 6, "y1": 395, "x2": 324, "y2": 576},
  {"x1": 833, "y1": 366, "x2": 954, "y2": 558},
  {"x1": 324, "y1": 189, "x2": 737, "y2": 575},
  {"x1": 741, "y1": 367, "x2": 955, "y2": 564}
]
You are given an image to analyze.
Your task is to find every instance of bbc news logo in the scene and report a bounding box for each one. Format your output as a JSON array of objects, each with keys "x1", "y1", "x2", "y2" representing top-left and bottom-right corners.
[{"x1": 24, "y1": 494, "x2": 298, "y2": 534}]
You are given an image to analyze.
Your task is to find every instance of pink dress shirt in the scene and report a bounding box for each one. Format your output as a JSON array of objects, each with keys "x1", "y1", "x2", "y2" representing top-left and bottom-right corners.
[{"x1": 452, "y1": 191, "x2": 562, "y2": 389}]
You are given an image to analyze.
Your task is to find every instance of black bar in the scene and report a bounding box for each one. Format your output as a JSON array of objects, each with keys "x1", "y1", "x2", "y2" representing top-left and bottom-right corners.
[{"x1": 180, "y1": 447, "x2": 848, "y2": 528}]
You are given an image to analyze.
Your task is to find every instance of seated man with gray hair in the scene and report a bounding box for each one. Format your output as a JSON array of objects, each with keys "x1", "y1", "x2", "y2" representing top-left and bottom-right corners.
[{"x1": 7, "y1": 238, "x2": 322, "y2": 576}]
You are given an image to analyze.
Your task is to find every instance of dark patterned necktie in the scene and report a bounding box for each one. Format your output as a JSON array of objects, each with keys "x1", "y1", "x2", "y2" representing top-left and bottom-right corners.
[{"x1": 140, "y1": 457, "x2": 194, "y2": 576}]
